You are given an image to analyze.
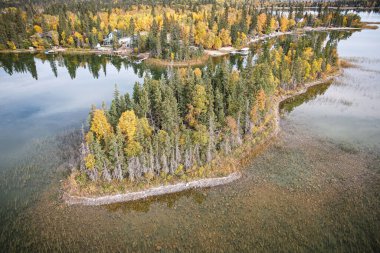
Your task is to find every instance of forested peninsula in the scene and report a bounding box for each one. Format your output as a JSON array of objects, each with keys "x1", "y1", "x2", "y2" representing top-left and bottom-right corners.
[
  {"x1": 63, "y1": 28, "x2": 351, "y2": 204},
  {"x1": 1, "y1": 0, "x2": 368, "y2": 203}
]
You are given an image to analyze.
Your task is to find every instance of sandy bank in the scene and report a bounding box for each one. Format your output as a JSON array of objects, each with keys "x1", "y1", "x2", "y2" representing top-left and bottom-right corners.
[{"x1": 63, "y1": 172, "x2": 241, "y2": 206}]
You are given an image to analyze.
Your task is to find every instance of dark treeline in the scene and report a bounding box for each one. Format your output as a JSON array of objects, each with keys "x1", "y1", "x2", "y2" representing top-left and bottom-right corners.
[
  {"x1": 0, "y1": 53, "x2": 155, "y2": 79},
  {"x1": 78, "y1": 31, "x2": 350, "y2": 184},
  {"x1": 0, "y1": 0, "x2": 362, "y2": 62}
]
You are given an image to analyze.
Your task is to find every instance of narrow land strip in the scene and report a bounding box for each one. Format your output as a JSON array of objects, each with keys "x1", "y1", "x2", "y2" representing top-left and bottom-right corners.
[{"x1": 64, "y1": 172, "x2": 241, "y2": 206}]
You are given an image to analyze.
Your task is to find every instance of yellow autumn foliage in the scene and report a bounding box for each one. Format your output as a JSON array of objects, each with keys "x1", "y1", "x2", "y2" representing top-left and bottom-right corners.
[
  {"x1": 194, "y1": 21, "x2": 207, "y2": 45},
  {"x1": 90, "y1": 109, "x2": 113, "y2": 141},
  {"x1": 288, "y1": 19, "x2": 296, "y2": 29},
  {"x1": 157, "y1": 130, "x2": 169, "y2": 144},
  {"x1": 178, "y1": 68, "x2": 187, "y2": 78},
  {"x1": 269, "y1": 17, "x2": 277, "y2": 33},
  {"x1": 6, "y1": 41, "x2": 16, "y2": 50},
  {"x1": 139, "y1": 117, "x2": 153, "y2": 137},
  {"x1": 85, "y1": 131, "x2": 94, "y2": 144},
  {"x1": 257, "y1": 89, "x2": 266, "y2": 111},
  {"x1": 84, "y1": 154, "x2": 96, "y2": 170},
  {"x1": 204, "y1": 32, "x2": 216, "y2": 49},
  {"x1": 213, "y1": 36, "x2": 222, "y2": 49},
  {"x1": 326, "y1": 63, "x2": 332, "y2": 73},
  {"x1": 311, "y1": 58, "x2": 323, "y2": 78},
  {"x1": 192, "y1": 84, "x2": 209, "y2": 116},
  {"x1": 193, "y1": 68, "x2": 202, "y2": 79},
  {"x1": 280, "y1": 16, "x2": 289, "y2": 32},
  {"x1": 303, "y1": 47, "x2": 314, "y2": 60},
  {"x1": 118, "y1": 110, "x2": 137, "y2": 141},
  {"x1": 303, "y1": 60, "x2": 311, "y2": 80},
  {"x1": 192, "y1": 124, "x2": 209, "y2": 146},
  {"x1": 257, "y1": 13, "x2": 267, "y2": 34},
  {"x1": 34, "y1": 25, "x2": 43, "y2": 34},
  {"x1": 67, "y1": 36, "x2": 74, "y2": 46},
  {"x1": 219, "y1": 28, "x2": 231, "y2": 46},
  {"x1": 124, "y1": 140, "x2": 142, "y2": 157}
]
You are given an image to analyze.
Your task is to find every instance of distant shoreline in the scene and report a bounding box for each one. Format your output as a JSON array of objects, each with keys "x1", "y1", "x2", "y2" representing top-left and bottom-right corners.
[
  {"x1": 0, "y1": 26, "x2": 362, "y2": 61},
  {"x1": 205, "y1": 26, "x2": 361, "y2": 57}
]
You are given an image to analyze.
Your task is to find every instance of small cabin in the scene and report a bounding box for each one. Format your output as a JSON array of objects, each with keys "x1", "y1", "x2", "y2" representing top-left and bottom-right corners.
[
  {"x1": 118, "y1": 37, "x2": 133, "y2": 48},
  {"x1": 103, "y1": 33, "x2": 113, "y2": 46},
  {"x1": 103, "y1": 29, "x2": 121, "y2": 46}
]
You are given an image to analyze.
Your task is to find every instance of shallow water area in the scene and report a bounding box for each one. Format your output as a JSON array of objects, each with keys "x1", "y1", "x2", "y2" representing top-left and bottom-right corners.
[{"x1": 281, "y1": 26, "x2": 380, "y2": 150}]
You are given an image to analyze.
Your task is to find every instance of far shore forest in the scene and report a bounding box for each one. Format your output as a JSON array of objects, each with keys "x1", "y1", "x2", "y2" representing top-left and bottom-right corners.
[
  {"x1": 0, "y1": 0, "x2": 367, "y2": 63},
  {"x1": 0, "y1": 0, "x2": 373, "y2": 194}
]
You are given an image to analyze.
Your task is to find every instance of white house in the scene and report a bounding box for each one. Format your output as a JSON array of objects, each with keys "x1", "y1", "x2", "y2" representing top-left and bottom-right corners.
[
  {"x1": 103, "y1": 33, "x2": 113, "y2": 45},
  {"x1": 103, "y1": 29, "x2": 120, "y2": 46},
  {"x1": 118, "y1": 37, "x2": 133, "y2": 48}
]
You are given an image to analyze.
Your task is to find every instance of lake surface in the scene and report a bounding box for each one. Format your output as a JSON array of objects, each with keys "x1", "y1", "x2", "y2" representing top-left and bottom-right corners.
[
  {"x1": 0, "y1": 15, "x2": 379, "y2": 252},
  {"x1": 281, "y1": 27, "x2": 380, "y2": 149},
  {"x1": 0, "y1": 54, "x2": 148, "y2": 158}
]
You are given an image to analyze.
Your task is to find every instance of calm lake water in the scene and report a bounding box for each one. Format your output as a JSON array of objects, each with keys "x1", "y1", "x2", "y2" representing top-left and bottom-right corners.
[
  {"x1": 0, "y1": 54, "x2": 147, "y2": 158},
  {"x1": 0, "y1": 14, "x2": 379, "y2": 252},
  {"x1": 281, "y1": 26, "x2": 380, "y2": 149}
]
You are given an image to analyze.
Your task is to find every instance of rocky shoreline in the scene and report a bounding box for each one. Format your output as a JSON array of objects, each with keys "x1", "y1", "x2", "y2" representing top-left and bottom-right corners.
[{"x1": 63, "y1": 172, "x2": 241, "y2": 206}]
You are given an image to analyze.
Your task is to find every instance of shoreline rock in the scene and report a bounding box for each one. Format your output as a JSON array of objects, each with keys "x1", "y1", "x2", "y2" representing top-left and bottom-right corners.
[{"x1": 63, "y1": 172, "x2": 241, "y2": 206}]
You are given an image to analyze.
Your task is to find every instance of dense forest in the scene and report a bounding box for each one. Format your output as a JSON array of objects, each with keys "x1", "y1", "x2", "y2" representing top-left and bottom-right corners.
[
  {"x1": 0, "y1": 0, "x2": 364, "y2": 62},
  {"x1": 75, "y1": 31, "x2": 349, "y2": 186}
]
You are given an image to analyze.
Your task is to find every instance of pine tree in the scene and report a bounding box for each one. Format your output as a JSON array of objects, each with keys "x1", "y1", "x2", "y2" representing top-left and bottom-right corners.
[
  {"x1": 108, "y1": 85, "x2": 121, "y2": 127},
  {"x1": 128, "y1": 17, "x2": 135, "y2": 36},
  {"x1": 108, "y1": 128, "x2": 125, "y2": 180}
]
